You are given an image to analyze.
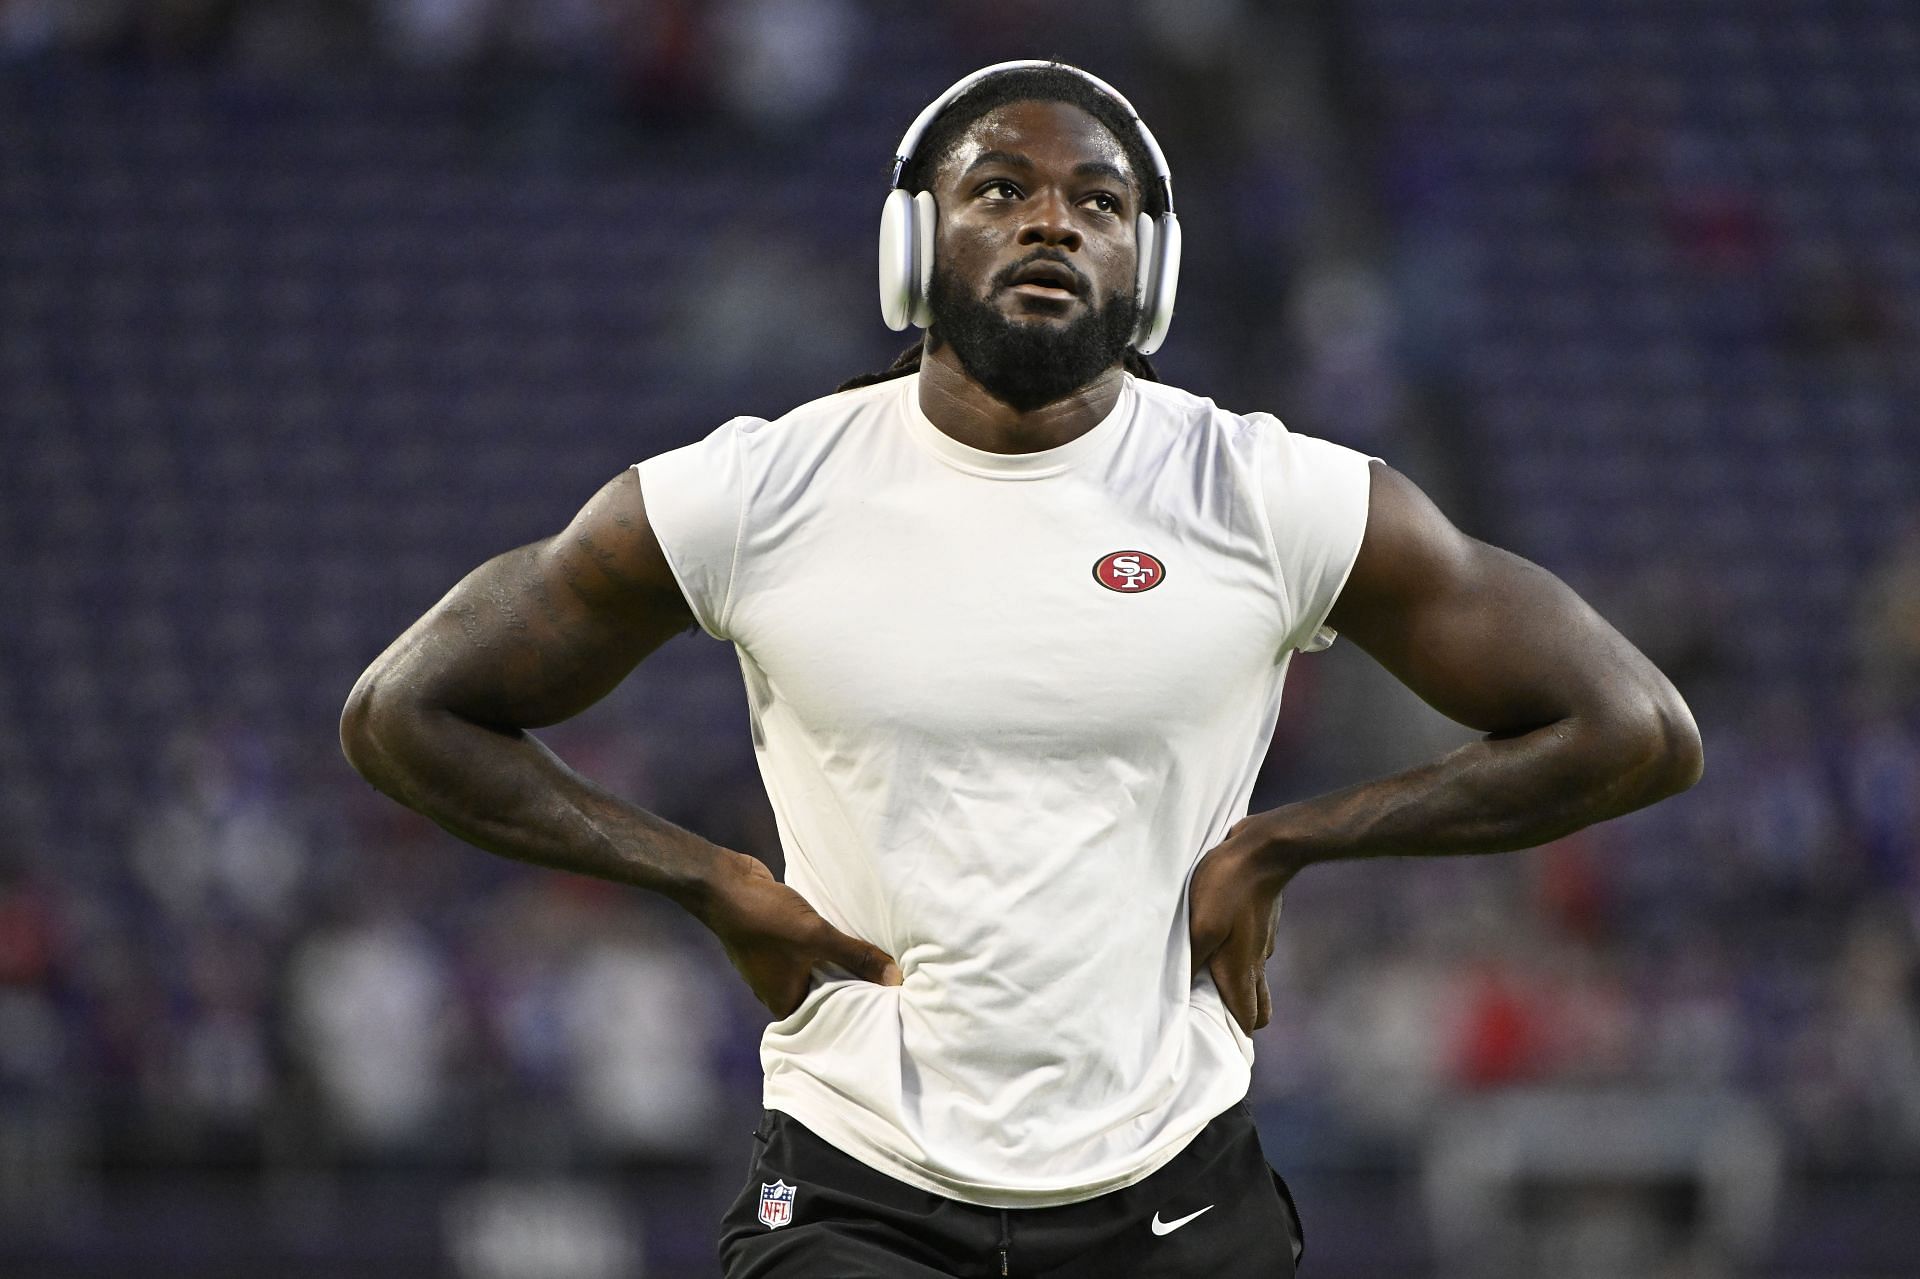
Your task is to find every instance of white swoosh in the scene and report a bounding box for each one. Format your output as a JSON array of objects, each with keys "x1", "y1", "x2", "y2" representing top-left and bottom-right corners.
[{"x1": 1150, "y1": 1204, "x2": 1214, "y2": 1236}]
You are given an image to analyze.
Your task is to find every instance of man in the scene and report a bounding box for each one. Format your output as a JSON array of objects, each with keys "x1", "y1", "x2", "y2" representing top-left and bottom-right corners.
[{"x1": 341, "y1": 61, "x2": 1703, "y2": 1277}]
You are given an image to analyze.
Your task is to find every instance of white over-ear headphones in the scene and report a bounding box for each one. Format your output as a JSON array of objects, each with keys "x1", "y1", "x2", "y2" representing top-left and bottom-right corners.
[{"x1": 877, "y1": 60, "x2": 1183, "y2": 356}]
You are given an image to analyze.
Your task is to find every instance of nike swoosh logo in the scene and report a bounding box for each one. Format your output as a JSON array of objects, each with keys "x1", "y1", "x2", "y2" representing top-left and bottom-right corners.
[{"x1": 1151, "y1": 1205, "x2": 1214, "y2": 1236}]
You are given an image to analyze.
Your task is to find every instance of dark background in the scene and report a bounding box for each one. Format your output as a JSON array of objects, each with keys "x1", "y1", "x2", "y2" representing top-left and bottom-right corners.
[{"x1": 2, "y1": 1, "x2": 1918, "y2": 1275}]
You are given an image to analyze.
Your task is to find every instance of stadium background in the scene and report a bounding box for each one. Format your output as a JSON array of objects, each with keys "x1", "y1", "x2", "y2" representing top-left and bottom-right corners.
[{"x1": 2, "y1": 1, "x2": 1918, "y2": 1275}]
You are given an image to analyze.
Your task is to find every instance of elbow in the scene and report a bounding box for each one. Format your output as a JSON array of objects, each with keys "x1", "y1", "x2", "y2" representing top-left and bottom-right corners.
[
  {"x1": 1616, "y1": 682, "x2": 1705, "y2": 804},
  {"x1": 339, "y1": 666, "x2": 403, "y2": 789},
  {"x1": 1658, "y1": 692, "x2": 1706, "y2": 795}
]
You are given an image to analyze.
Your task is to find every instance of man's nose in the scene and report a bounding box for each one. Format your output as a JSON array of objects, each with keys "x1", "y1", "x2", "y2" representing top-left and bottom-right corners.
[{"x1": 1016, "y1": 188, "x2": 1082, "y2": 251}]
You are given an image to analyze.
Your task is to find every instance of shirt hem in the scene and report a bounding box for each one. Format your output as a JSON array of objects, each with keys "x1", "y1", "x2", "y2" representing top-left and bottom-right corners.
[{"x1": 760, "y1": 1078, "x2": 1250, "y2": 1210}]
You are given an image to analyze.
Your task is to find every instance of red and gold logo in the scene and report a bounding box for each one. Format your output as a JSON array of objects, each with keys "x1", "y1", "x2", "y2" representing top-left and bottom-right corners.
[{"x1": 1092, "y1": 550, "x2": 1165, "y2": 593}]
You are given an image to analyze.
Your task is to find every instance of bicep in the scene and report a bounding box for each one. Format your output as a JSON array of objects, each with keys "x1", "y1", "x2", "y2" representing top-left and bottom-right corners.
[
  {"x1": 379, "y1": 469, "x2": 697, "y2": 729},
  {"x1": 1326, "y1": 463, "x2": 1672, "y2": 736}
]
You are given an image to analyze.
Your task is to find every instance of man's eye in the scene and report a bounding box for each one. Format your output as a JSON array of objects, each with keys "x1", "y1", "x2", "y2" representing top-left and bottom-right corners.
[
  {"x1": 1084, "y1": 193, "x2": 1120, "y2": 214},
  {"x1": 981, "y1": 180, "x2": 1021, "y2": 200}
]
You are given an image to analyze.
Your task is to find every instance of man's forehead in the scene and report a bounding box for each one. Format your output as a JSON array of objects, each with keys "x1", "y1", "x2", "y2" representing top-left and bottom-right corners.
[{"x1": 940, "y1": 100, "x2": 1137, "y2": 188}]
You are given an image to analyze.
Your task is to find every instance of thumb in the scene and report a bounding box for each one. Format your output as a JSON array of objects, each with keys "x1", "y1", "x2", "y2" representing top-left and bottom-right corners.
[{"x1": 816, "y1": 924, "x2": 903, "y2": 987}]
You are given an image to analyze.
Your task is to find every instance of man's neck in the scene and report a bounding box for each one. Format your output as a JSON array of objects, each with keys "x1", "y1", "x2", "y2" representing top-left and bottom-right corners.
[{"x1": 915, "y1": 343, "x2": 1125, "y2": 455}]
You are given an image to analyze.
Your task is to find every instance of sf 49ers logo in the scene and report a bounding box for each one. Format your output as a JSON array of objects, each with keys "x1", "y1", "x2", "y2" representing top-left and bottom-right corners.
[{"x1": 1093, "y1": 550, "x2": 1166, "y2": 593}]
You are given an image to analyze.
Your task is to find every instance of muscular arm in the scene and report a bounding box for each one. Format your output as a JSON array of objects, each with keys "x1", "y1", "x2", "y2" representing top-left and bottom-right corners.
[
  {"x1": 340, "y1": 470, "x2": 723, "y2": 901},
  {"x1": 341, "y1": 469, "x2": 898, "y2": 1012},
  {"x1": 1266, "y1": 461, "x2": 1703, "y2": 867},
  {"x1": 1192, "y1": 461, "x2": 1703, "y2": 1030}
]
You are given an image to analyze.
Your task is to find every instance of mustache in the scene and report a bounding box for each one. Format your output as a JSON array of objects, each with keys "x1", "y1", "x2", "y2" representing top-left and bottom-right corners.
[{"x1": 994, "y1": 251, "x2": 1089, "y2": 297}]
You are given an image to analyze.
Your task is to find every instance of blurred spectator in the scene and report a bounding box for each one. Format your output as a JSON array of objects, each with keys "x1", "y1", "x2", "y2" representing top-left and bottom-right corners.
[
  {"x1": 1450, "y1": 951, "x2": 1542, "y2": 1090},
  {"x1": 562, "y1": 912, "x2": 724, "y2": 1158},
  {"x1": 1317, "y1": 945, "x2": 1459, "y2": 1135},
  {"x1": 1727, "y1": 703, "x2": 1848, "y2": 904},
  {"x1": 166, "y1": 929, "x2": 274, "y2": 1152},
  {"x1": 1644, "y1": 937, "x2": 1744, "y2": 1086},
  {"x1": 67, "y1": 913, "x2": 171, "y2": 1140},
  {"x1": 1533, "y1": 943, "x2": 1638, "y2": 1084},
  {"x1": 1787, "y1": 910, "x2": 1920, "y2": 1167},
  {"x1": 713, "y1": 0, "x2": 856, "y2": 134},
  {"x1": 1529, "y1": 833, "x2": 1611, "y2": 947},
  {"x1": 287, "y1": 905, "x2": 454, "y2": 1152},
  {"x1": 132, "y1": 726, "x2": 309, "y2": 931},
  {"x1": 470, "y1": 884, "x2": 578, "y2": 1114}
]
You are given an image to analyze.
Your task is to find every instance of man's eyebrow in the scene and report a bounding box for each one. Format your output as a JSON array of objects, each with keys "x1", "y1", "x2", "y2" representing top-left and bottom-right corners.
[
  {"x1": 960, "y1": 150, "x2": 1137, "y2": 194},
  {"x1": 961, "y1": 149, "x2": 1037, "y2": 175},
  {"x1": 1072, "y1": 159, "x2": 1134, "y2": 189}
]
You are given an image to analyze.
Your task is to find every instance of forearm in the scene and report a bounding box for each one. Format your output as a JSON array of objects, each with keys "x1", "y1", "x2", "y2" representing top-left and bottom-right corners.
[
  {"x1": 341, "y1": 689, "x2": 737, "y2": 918},
  {"x1": 1254, "y1": 706, "x2": 1699, "y2": 881}
]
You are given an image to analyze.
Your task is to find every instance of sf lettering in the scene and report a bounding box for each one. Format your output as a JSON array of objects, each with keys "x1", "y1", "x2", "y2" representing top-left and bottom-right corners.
[{"x1": 1093, "y1": 550, "x2": 1167, "y2": 594}]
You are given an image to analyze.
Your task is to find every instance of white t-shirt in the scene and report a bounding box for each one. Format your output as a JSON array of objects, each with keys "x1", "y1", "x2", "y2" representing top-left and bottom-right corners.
[{"x1": 636, "y1": 372, "x2": 1372, "y2": 1208}]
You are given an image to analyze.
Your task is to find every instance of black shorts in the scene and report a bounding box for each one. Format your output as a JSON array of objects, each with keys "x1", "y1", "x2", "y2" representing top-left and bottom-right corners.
[{"x1": 719, "y1": 1101, "x2": 1305, "y2": 1278}]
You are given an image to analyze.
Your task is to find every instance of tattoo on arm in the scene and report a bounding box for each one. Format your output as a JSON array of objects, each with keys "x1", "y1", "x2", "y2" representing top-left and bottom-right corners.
[
  {"x1": 576, "y1": 530, "x2": 639, "y2": 592},
  {"x1": 449, "y1": 600, "x2": 489, "y2": 650}
]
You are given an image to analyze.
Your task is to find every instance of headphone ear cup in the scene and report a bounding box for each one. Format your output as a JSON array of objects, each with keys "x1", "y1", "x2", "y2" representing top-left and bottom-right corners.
[
  {"x1": 878, "y1": 188, "x2": 917, "y2": 331},
  {"x1": 909, "y1": 190, "x2": 937, "y2": 328},
  {"x1": 1134, "y1": 212, "x2": 1182, "y2": 356},
  {"x1": 1132, "y1": 212, "x2": 1158, "y2": 345}
]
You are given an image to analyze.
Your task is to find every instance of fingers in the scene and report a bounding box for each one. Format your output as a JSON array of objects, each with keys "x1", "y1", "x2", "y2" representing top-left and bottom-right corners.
[
  {"x1": 1206, "y1": 918, "x2": 1277, "y2": 1034},
  {"x1": 1205, "y1": 953, "x2": 1238, "y2": 1028},
  {"x1": 815, "y1": 922, "x2": 902, "y2": 987},
  {"x1": 1258, "y1": 895, "x2": 1281, "y2": 1027},
  {"x1": 1263, "y1": 892, "x2": 1284, "y2": 960},
  {"x1": 1208, "y1": 950, "x2": 1259, "y2": 1036}
]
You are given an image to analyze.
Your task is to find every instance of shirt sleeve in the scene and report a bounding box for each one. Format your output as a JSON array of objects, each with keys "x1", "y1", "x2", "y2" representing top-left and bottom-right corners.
[
  {"x1": 1255, "y1": 417, "x2": 1376, "y2": 654},
  {"x1": 633, "y1": 418, "x2": 759, "y2": 641}
]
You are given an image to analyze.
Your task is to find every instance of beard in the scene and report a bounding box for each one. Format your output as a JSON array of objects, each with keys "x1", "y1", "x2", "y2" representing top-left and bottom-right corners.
[{"x1": 926, "y1": 262, "x2": 1140, "y2": 413}]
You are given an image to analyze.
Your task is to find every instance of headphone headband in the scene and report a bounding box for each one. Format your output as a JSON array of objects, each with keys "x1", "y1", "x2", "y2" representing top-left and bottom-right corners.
[{"x1": 887, "y1": 60, "x2": 1175, "y2": 217}]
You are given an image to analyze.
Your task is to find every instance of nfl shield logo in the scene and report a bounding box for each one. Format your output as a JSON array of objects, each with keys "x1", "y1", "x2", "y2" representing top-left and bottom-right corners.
[{"x1": 757, "y1": 1179, "x2": 796, "y2": 1229}]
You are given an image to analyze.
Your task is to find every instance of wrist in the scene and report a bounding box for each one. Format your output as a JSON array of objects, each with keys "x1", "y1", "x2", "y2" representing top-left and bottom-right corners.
[
  {"x1": 1246, "y1": 806, "x2": 1317, "y2": 887},
  {"x1": 666, "y1": 845, "x2": 756, "y2": 925}
]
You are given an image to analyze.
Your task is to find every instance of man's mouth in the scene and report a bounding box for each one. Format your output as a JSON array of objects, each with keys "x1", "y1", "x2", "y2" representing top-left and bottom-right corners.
[{"x1": 1003, "y1": 257, "x2": 1085, "y2": 299}]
